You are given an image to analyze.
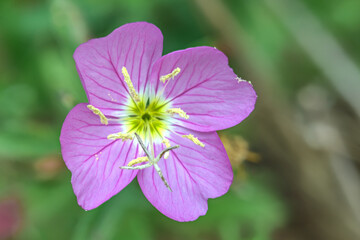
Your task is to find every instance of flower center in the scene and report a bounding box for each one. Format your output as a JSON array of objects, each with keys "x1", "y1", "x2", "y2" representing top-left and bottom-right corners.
[
  {"x1": 141, "y1": 112, "x2": 151, "y2": 121},
  {"x1": 122, "y1": 95, "x2": 170, "y2": 142}
]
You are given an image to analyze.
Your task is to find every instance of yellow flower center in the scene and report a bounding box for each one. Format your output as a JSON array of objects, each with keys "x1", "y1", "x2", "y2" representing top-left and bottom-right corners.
[{"x1": 122, "y1": 95, "x2": 170, "y2": 142}]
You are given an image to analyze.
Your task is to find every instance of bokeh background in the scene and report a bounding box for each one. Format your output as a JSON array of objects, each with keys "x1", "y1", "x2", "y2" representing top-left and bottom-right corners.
[{"x1": 1, "y1": 0, "x2": 360, "y2": 239}]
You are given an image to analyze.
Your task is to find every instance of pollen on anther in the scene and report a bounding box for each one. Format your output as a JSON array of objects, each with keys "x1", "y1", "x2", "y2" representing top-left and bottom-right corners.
[
  {"x1": 128, "y1": 156, "x2": 148, "y2": 166},
  {"x1": 122, "y1": 67, "x2": 140, "y2": 102},
  {"x1": 182, "y1": 134, "x2": 205, "y2": 147},
  {"x1": 167, "y1": 108, "x2": 189, "y2": 119},
  {"x1": 107, "y1": 132, "x2": 133, "y2": 141},
  {"x1": 160, "y1": 67, "x2": 181, "y2": 83},
  {"x1": 87, "y1": 105, "x2": 108, "y2": 125}
]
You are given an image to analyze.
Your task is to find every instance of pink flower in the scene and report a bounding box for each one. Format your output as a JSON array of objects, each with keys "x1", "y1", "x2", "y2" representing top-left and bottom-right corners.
[{"x1": 60, "y1": 22, "x2": 256, "y2": 221}]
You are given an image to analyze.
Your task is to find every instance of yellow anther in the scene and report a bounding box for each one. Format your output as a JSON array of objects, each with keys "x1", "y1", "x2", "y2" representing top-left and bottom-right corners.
[
  {"x1": 87, "y1": 105, "x2": 108, "y2": 125},
  {"x1": 107, "y1": 132, "x2": 133, "y2": 141},
  {"x1": 162, "y1": 138, "x2": 171, "y2": 148},
  {"x1": 128, "y1": 156, "x2": 149, "y2": 166},
  {"x1": 122, "y1": 67, "x2": 140, "y2": 102},
  {"x1": 160, "y1": 67, "x2": 181, "y2": 83},
  {"x1": 182, "y1": 134, "x2": 205, "y2": 147},
  {"x1": 167, "y1": 108, "x2": 189, "y2": 119},
  {"x1": 162, "y1": 138, "x2": 171, "y2": 159}
]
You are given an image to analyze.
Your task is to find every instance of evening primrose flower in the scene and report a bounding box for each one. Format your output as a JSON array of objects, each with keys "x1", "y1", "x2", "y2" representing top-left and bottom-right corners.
[{"x1": 60, "y1": 22, "x2": 256, "y2": 222}]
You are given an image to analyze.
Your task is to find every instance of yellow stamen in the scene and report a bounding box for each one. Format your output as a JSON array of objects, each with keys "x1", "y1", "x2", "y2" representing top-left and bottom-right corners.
[
  {"x1": 182, "y1": 134, "x2": 205, "y2": 147},
  {"x1": 122, "y1": 67, "x2": 140, "y2": 102},
  {"x1": 87, "y1": 105, "x2": 108, "y2": 125},
  {"x1": 160, "y1": 67, "x2": 181, "y2": 83},
  {"x1": 162, "y1": 138, "x2": 171, "y2": 159},
  {"x1": 107, "y1": 132, "x2": 133, "y2": 141},
  {"x1": 167, "y1": 108, "x2": 189, "y2": 119},
  {"x1": 128, "y1": 156, "x2": 149, "y2": 166}
]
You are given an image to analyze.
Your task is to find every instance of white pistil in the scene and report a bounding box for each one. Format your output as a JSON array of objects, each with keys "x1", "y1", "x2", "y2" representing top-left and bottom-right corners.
[
  {"x1": 162, "y1": 138, "x2": 171, "y2": 159},
  {"x1": 127, "y1": 156, "x2": 149, "y2": 167},
  {"x1": 160, "y1": 67, "x2": 181, "y2": 83},
  {"x1": 120, "y1": 133, "x2": 179, "y2": 191},
  {"x1": 167, "y1": 108, "x2": 189, "y2": 119},
  {"x1": 182, "y1": 134, "x2": 205, "y2": 147},
  {"x1": 107, "y1": 132, "x2": 133, "y2": 141},
  {"x1": 87, "y1": 105, "x2": 108, "y2": 125},
  {"x1": 122, "y1": 66, "x2": 140, "y2": 103},
  {"x1": 120, "y1": 162, "x2": 153, "y2": 170}
]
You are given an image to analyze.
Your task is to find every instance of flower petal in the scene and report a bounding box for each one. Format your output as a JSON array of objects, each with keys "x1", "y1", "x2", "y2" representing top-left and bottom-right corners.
[
  {"x1": 150, "y1": 46, "x2": 256, "y2": 132},
  {"x1": 60, "y1": 103, "x2": 140, "y2": 210},
  {"x1": 74, "y1": 22, "x2": 163, "y2": 113},
  {"x1": 137, "y1": 126, "x2": 233, "y2": 221}
]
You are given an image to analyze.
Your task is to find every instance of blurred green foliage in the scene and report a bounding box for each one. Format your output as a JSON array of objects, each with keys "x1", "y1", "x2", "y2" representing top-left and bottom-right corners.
[{"x1": 2, "y1": 0, "x2": 358, "y2": 239}]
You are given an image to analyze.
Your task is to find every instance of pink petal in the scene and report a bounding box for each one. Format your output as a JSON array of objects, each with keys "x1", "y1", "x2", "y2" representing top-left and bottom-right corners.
[
  {"x1": 60, "y1": 103, "x2": 140, "y2": 210},
  {"x1": 74, "y1": 22, "x2": 163, "y2": 113},
  {"x1": 149, "y1": 46, "x2": 257, "y2": 132},
  {"x1": 137, "y1": 126, "x2": 233, "y2": 221}
]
